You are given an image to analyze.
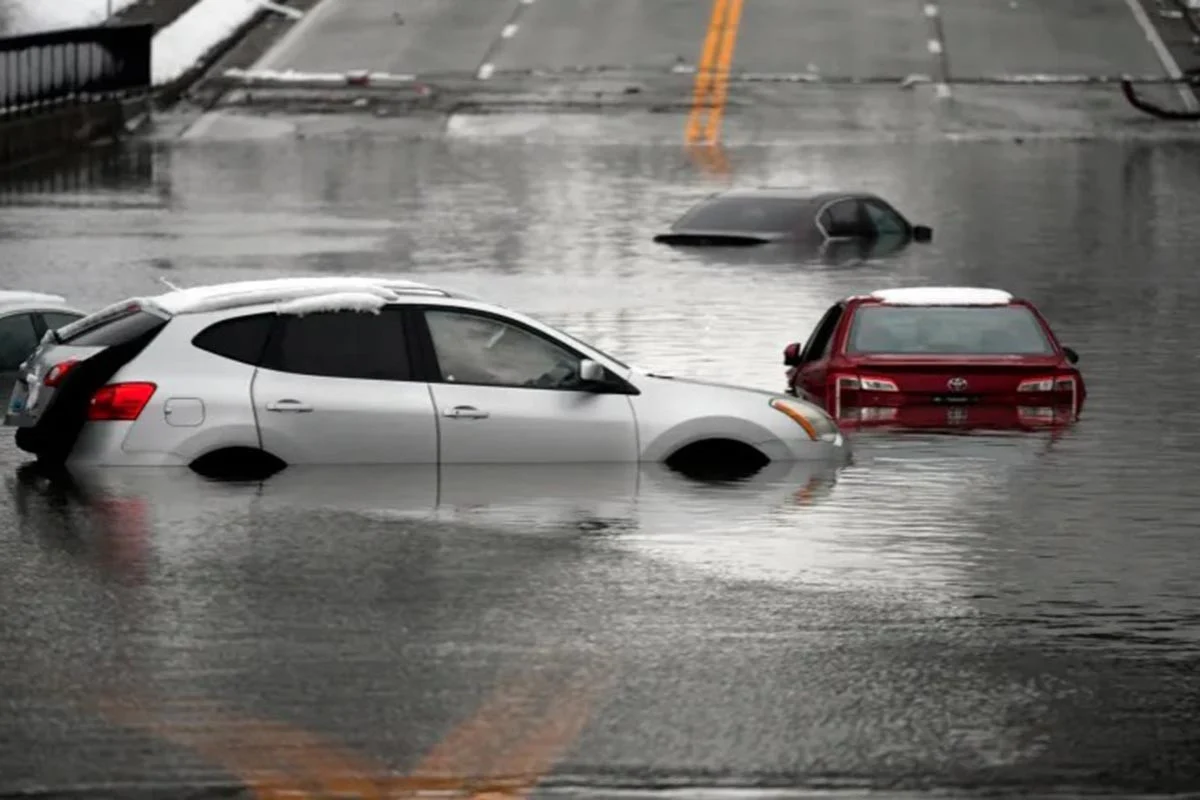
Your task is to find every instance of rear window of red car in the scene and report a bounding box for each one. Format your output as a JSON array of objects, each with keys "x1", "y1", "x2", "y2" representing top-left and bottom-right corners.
[{"x1": 845, "y1": 304, "x2": 1055, "y2": 356}]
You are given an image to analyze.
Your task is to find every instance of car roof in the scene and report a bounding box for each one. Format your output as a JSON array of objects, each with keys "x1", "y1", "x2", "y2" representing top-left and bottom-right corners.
[
  {"x1": 857, "y1": 287, "x2": 1018, "y2": 307},
  {"x1": 142, "y1": 276, "x2": 459, "y2": 317},
  {"x1": 0, "y1": 290, "x2": 81, "y2": 314},
  {"x1": 715, "y1": 187, "x2": 882, "y2": 205}
]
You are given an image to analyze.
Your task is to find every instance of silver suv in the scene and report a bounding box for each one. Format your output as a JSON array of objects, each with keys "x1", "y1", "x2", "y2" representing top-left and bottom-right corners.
[{"x1": 5, "y1": 277, "x2": 845, "y2": 476}]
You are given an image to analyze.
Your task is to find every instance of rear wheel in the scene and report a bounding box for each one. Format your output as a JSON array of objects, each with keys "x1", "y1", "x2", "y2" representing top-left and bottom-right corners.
[{"x1": 190, "y1": 447, "x2": 286, "y2": 481}]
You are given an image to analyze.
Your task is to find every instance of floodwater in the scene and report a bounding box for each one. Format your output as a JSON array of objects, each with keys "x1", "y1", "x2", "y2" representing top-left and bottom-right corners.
[{"x1": 2, "y1": 134, "x2": 1200, "y2": 797}]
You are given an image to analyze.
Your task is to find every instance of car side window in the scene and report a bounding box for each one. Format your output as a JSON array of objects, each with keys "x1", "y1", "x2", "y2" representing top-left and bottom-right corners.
[
  {"x1": 862, "y1": 200, "x2": 907, "y2": 236},
  {"x1": 39, "y1": 311, "x2": 83, "y2": 332},
  {"x1": 0, "y1": 313, "x2": 40, "y2": 371},
  {"x1": 262, "y1": 309, "x2": 410, "y2": 381},
  {"x1": 800, "y1": 305, "x2": 844, "y2": 363},
  {"x1": 192, "y1": 313, "x2": 276, "y2": 366},
  {"x1": 424, "y1": 309, "x2": 582, "y2": 390},
  {"x1": 819, "y1": 200, "x2": 867, "y2": 238}
]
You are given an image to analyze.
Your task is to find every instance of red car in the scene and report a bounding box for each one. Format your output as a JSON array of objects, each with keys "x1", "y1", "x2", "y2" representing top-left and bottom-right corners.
[{"x1": 782, "y1": 287, "x2": 1086, "y2": 430}]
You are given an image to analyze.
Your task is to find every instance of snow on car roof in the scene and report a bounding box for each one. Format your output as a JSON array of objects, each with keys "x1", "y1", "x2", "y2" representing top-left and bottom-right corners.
[
  {"x1": 868, "y1": 287, "x2": 1015, "y2": 306},
  {"x1": 149, "y1": 277, "x2": 450, "y2": 316},
  {"x1": 0, "y1": 290, "x2": 69, "y2": 307}
]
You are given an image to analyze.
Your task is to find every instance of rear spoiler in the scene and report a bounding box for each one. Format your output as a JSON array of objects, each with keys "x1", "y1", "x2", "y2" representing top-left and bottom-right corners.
[
  {"x1": 51, "y1": 298, "x2": 168, "y2": 345},
  {"x1": 49, "y1": 278, "x2": 183, "y2": 345}
]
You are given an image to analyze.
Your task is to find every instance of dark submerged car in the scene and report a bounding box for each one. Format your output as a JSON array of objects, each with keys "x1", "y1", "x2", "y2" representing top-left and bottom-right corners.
[{"x1": 653, "y1": 188, "x2": 934, "y2": 249}]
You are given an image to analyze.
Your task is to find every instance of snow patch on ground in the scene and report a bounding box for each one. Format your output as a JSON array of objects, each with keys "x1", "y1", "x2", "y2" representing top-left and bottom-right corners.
[
  {"x1": 152, "y1": 0, "x2": 262, "y2": 86},
  {"x1": 4, "y1": 0, "x2": 269, "y2": 89},
  {"x1": 4, "y1": 0, "x2": 138, "y2": 34}
]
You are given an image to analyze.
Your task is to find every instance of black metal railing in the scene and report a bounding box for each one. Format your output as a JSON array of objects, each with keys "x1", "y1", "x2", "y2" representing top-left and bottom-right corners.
[{"x1": 0, "y1": 24, "x2": 153, "y2": 117}]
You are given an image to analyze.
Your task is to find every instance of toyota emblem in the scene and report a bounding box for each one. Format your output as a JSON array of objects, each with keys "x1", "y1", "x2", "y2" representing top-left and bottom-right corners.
[{"x1": 947, "y1": 377, "x2": 969, "y2": 392}]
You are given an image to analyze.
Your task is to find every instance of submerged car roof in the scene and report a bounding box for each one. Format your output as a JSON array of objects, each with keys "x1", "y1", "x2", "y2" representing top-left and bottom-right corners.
[
  {"x1": 0, "y1": 290, "x2": 80, "y2": 313},
  {"x1": 713, "y1": 188, "x2": 885, "y2": 205}
]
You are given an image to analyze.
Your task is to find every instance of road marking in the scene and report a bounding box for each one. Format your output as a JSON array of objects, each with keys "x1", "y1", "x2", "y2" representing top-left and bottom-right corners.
[
  {"x1": 685, "y1": 0, "x2": 745, "y2": 146},
  {"x1": 97, "y1": 664, "x2": 613, "y2": 799},
  {"x1": 476, "y1": 0, "x2": 535, "y2": 84},
  {"x1": 252, "y1": 0, "x2": 340, "y2": 72},
  {"x1": 921, "y1": 0, "x2": 952, "y2": 100},
  {"x1": 1122, "y1": 0, "x2": 1200, "y2": 111}
]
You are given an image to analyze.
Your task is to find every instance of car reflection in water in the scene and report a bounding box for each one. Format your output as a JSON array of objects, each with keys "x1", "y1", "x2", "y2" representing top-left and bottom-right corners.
[
  {"x1": 835, "y1": 401, "x2": 1080, "y2": 437},
  {"x1": 9, "y1": 459, "x2": 847, "y2": 581}
]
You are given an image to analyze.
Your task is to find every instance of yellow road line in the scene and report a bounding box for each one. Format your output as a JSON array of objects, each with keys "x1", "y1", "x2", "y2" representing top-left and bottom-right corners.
[
  {"x1": 702, "y1": 0, "x2": 745, "y2": 145},
  {"x1": 685, "y1": 0, "x2": 745, "y2": 146},
  {"x1": 96, "y1": 664, "x2": 613, "y2": 799},
  {"x1": 685, "y1": 0, "x2": 730, "y2": 144}
]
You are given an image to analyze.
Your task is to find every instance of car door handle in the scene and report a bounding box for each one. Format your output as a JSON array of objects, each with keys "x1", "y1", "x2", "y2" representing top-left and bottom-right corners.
[
  {"x1": 442, "y1": 405, "x2": 489, "y2": 420},
  {"x1": 266, "y1": 399, "x2": 313, "y2": 413}
]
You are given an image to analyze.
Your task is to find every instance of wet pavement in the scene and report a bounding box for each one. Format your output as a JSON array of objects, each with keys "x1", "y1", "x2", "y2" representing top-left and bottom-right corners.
[{"x1": 5, "y1": 0, "x2": 1200, "y2": 797}]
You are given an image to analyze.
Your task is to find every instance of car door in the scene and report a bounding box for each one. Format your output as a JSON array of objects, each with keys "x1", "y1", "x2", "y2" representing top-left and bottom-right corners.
[
  {"x1": 795, "y1": 303, "x2": 845, "y2": 410},
  {"x1": 251, "y1": 307, "x2": 438, "y2": 465},
  {"x1": 417, "y1": 307, "x2": 638, "y2": 464}
]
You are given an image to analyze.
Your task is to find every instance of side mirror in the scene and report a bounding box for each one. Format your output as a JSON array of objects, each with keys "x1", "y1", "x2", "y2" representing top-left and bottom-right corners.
[
  {"x1": 579, "y1": 358, "x2": 606, "y2": 383},
  {"x1": 1063, "y1": 346, "x2": 1079, "y2": 365},
  {"x1": 783, "y1": 342, "x2": 803, "y2": 367},
  {"x1": 912, "y1": 224, "x2": 933, "y2": 243}
]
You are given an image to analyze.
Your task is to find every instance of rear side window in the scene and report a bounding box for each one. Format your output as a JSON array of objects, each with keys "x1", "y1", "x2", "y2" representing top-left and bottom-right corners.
[
  {"x1": 261, "y1": 309, "x2": 410, "y2": 381},
  {"x1": 61, "y1": 308, "x2": 166, "y2": 347},
  {"x1": 192, "y1": 314, "x2": 275, "y2": 366},
  {"x1": 40, "y1": 312, "x2": 83, "y2": 331},
  {"x1": 0, "y1": 313, "x2": 40, "y2": 370}
]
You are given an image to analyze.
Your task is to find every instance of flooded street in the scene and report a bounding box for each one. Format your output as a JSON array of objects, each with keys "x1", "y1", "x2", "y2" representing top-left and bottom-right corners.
[
  {"x1": 4, "y1": 0, "x2": 1200, "y2": 794},
  {"x1": 2, "y1": 134, "x2": 1199, "y2": 797}
]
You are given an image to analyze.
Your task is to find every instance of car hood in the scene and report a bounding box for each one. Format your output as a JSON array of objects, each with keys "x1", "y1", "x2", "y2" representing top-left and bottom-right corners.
[{"x1": 630, "y1": 368, "x2": 784, "y2": 400}]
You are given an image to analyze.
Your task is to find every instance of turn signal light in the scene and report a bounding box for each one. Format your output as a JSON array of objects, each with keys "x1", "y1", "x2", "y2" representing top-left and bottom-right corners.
[{"x1": 88, "y1": 383, "x2": 156, "y2": 422}]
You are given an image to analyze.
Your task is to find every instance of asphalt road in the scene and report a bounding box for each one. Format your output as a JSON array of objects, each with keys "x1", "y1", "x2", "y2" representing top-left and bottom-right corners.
[{"x1": 6, "y1": 1, "x2": 1200, "y2": 798}]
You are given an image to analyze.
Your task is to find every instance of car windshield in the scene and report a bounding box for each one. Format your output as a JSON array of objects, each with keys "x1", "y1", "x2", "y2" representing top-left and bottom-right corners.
[
  {"x1": 846, "y1": 305, "x2": 1056, "y2": 355},
  {"x1": 674, "y1": 196, "x2": 810, "y2": 233}
]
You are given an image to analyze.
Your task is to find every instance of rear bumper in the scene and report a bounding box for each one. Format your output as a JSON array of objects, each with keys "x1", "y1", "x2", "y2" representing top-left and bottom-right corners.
[{"x1": 64, "y1": 422, "x2": 189, "y2": 467}]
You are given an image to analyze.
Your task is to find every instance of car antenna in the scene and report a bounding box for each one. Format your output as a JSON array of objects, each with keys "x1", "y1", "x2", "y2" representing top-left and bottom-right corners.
[{"x1": 156, "y1": 276, "x2": 186, "y2": 291}]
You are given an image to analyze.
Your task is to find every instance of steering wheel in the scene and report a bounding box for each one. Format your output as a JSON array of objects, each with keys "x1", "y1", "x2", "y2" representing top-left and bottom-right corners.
[{"x1": 523, "y1": 360, "x2": 578, "y2": 389}]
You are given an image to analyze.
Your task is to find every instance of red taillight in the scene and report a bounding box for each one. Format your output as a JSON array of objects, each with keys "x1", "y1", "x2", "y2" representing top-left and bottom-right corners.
[
  {"x1": 1017, "y1": 375, "x2": 1075, "y2": 393},
  {"x1": 43, "y1": 359, "x2": 79, "y2": 387},
  {"x1": 837, "y1": 374, "x2": 899, "y2": 392},
  {"x1": 87, "y1": 382, "x2": 156, "y2": 422}
]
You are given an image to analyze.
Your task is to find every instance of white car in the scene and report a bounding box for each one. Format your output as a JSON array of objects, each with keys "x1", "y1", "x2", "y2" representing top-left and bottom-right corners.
[
  {"x1": 5, "y1": 276, "x2": 846, "y2": 476},
  {"x1": 0, "y1": 291, "x2": 86, "y2": 376}
]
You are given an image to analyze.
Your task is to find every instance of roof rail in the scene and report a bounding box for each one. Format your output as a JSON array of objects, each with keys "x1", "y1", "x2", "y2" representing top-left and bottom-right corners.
[{"x1": 151, "y1": 277, "x2": 452, "y2": 316}]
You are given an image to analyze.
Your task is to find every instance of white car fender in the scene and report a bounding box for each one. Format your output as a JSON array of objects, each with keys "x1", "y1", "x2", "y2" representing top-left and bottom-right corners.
[{"x1": 636, "y1": 414, "x2": 782, "y2": 462}]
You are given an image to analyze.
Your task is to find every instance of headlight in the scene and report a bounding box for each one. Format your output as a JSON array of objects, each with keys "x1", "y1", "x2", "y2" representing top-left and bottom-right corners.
[{"x1": 769, "y1": 397, "x2": 841, "y2": 442}]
